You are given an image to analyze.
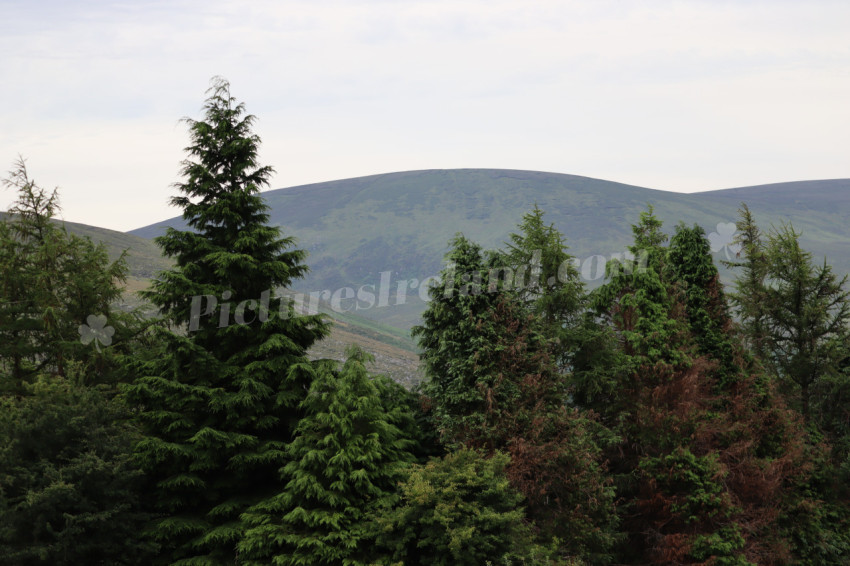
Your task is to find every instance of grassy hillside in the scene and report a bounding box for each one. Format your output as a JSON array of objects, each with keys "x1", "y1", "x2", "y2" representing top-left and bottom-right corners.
[
  {"x1": 9, "y1": 168, "x2": 848, "y2": 381},
  {"x1": 1, "y1": 212, "x2": 173, "y2": 280},
  {"x1": 130, "y1": 169, "x2": 850, "y2": 330},
  {"x1": 1, "y1": 211, "x2": 422, "y2": 384}
]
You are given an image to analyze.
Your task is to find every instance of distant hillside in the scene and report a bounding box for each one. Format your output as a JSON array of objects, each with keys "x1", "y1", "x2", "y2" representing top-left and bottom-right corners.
[
  {"x1": 691, "y1": 179, "x2": 850, "y2": 270},
  {"x1": 1, "y1": 211, "x2": 173, "y2": 280},
  {"x1": 1, "y1": 211, "x2": 423, "y2": 384},
  {"x1": 129, "y1": 169, "x2": 850, "y2": 330}
]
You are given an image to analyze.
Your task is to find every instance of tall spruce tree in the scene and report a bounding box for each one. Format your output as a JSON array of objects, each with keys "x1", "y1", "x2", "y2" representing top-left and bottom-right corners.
[{"x1": 125, "y1": 78, "x2": 329, "y2": 564}]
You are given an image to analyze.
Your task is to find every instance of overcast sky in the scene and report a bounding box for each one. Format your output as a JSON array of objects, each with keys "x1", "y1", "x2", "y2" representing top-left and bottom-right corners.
[{"x1": 2, "y1": 0, "x2": 848, "y2": 231}]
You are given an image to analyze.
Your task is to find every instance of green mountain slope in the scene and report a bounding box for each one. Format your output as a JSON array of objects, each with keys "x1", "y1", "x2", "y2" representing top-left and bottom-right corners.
[
  {"x1": 0, "y1": 212, "x2": 422, "y2": 383},
  {"x1": 129, "y1": 169, "x2": 850, "y2": 330},
  {"x1": 1, "y1": 211, "x2": 173, "y2": 280}
]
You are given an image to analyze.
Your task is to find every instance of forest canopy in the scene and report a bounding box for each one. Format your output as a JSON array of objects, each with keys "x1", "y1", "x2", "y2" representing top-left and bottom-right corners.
[{"x1": 2, "y1": 80, "x2": 849, "y2": 565}]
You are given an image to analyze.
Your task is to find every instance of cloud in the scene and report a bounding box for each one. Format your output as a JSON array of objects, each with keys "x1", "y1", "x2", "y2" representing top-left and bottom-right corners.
[{"x1": 1, "y1": 0, "x2": 848, "y2": 230}]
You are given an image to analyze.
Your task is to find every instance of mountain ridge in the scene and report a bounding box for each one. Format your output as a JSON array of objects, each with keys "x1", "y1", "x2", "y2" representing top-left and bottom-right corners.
[{"x1": 126, "y1": 168, "x2": 850, "y2": 329}]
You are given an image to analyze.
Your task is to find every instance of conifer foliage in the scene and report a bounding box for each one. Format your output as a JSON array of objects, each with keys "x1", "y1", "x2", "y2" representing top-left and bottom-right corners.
[
  {"x1": 239, "y1": 347, "x2": 414, "y2": 565},
  {"x1": 0, "y1": 159, "x2": 129, "y2": 391},
  {"x1": 7, "y1": 81, "x2": 850, "y2": 565},
  {"x1": 0, "y1": 376, "x2": 152, "y2": 564},
  {"x1": 125, "y1": 78, "x2": 329, "y2": 564},
  {"x1": 373, "y1": 449, "x2": 540, "y2": 566},
  {"x1": 594, "y1": 211, "x2": 810, "y2": 564},
  {"x1": 0, "y1": 161, "x2": 151, "y2": 564},
  {"x1": 497, "y1": 205, "x2": 593, "y2": 376},
  {"x1": 412, "y1": 234, "x2": 498, "y2": 441},
  {"x1": 414, "y1": 232, "x2": 619, "y2": 563}
]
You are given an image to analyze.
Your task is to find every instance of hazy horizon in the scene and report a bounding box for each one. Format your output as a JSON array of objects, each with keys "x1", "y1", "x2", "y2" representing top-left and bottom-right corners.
[{"x1": 3, "y1": 0, "x2": 849, "y2": 231}]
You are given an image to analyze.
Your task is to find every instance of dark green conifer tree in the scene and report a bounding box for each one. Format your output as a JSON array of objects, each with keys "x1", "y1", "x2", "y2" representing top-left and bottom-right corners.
[
  {"x1": 666, "y1": 223, "x2": 737, "y2": 386},
  {"x1": 593, "y1": 208, "x2": 810, "y2": 564},
  {"x1": 372, "y1": 449, "x2": 542, "y2": 566},
  {"x1": 0, "y1": 374, "x2": 153, "y2": 565},
  {"x1": 0, "y1": 160, "x2": 153, "y2": 564},
  {"x1": 414, "y1": 232, "x2": 619, "y2": 563},
  {"x1": 412, "y1": 234, "x2": 497, "y2": 441},
  {"x1": 239, "y1": 348, "x2": 414, "y2": 565},
  {"x1": 124, "y1": 78, "x2": 329, "y2": 564},
  {"x1": 0, "y1": 159, "x2": 129, "y2": 391}
]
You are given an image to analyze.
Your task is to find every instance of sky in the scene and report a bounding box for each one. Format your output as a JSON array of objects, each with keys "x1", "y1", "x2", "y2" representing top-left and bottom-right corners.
[{"x1": 2, "y1": 0, "x2": 849, "y2": 232}]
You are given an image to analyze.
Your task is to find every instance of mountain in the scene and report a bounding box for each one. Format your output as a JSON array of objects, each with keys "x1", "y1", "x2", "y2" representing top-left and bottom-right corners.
[
  {"x1": 129, "y1": 169, "x2": 850, "y2": 330},
  {"x1": 0, "y1": 211, "x2": 422, "y2": 384},
  {"x1": 0, "y1": 211, "x2": 172, "y2": 281}
]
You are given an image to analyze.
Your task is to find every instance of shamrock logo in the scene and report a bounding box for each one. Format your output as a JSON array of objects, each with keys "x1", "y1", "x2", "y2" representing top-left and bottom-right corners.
[
  {"x1": 708, "y1": 222, "x2": 743, "y2": 260},
  {"x1": 78, "y1": 314, "x2": 114, "y2": 352}
]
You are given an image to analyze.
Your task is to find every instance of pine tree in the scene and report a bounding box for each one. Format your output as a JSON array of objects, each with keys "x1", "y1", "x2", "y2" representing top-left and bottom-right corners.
[
  {"x1": 412, "y1": 234, "x2": 498, "y2": 442},
  {"x1": 239, "y1": 348, "x2": 414, "y2": 565},
  {"x1": 763, "y1": 223, "x2": 850, "y2": 418},
  {"x1": 593, "y1": 208, "x2": 810, "y2": 564},
  {"x1": 372, "y1": 449, "x2": 542, "y2": 566},
  {"x1": 0, "y1": 158, "x2": 128, "y2": 391},
  {"x1": 414, "y1": 233, "x2": 619, "y2": 562},
  {"x1": 0, "y1": 373, "x2": 154, "y2": 565},
  {"x1": 124, "y1": 78, "x2": 330, "y2": 564}
]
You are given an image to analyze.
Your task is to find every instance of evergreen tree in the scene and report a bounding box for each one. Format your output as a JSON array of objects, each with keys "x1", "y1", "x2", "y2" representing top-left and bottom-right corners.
[
  {"x1": 124, "y1": 78, "x2": 330, "y2": 564},
  {"x1": 721, "y1": 211, "x2": 850, "y2": 563},
  {"x1": 0, "y1": 159, "x2": 160, "y2": 563},
  {"x1": 726, "y1": 207, "x2": 850, "y2": 420},
  {"x1": 499, "y1": 205, "x2": 583, "y2": 332},
  {"x1": 0, "y1": 158, "x2": 129, "y2": 391},
  {"x1": 763, "y1": 223, "x2": 850, "y2": 418},
  {"x1": 498, "y1": 206, "x2": 628, "y2": 421},
  {"x1": 722, "y1": 204, "x2": 771, "y2": 364},
  {"x1": 498, "y1": 205, "x2": 612, "y2": 381},
  {"x1": 666, "y1": 223, "x2": 737, "y2": 386},
  {"x1": 414, "y1": 233, "x2": 619, "y2": 562},
  {"x1": 460, "y1": 294, "x2": 620, "y2": 562},
  {"x1": 0, "y1": 373, "x2": 153, "y2": 565},
  {"x1": 239, "y1": 348, "x2": 414, "y2": 565},
  {"x1": 372, "y1": 449, "x2": 544, "y2": 566},
  {"x1": 593, "y1": 208, "x2": 810, "y2": 564},
  {"x1": 412, "y1": 234, "x2": 497, "y2": 442}
]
